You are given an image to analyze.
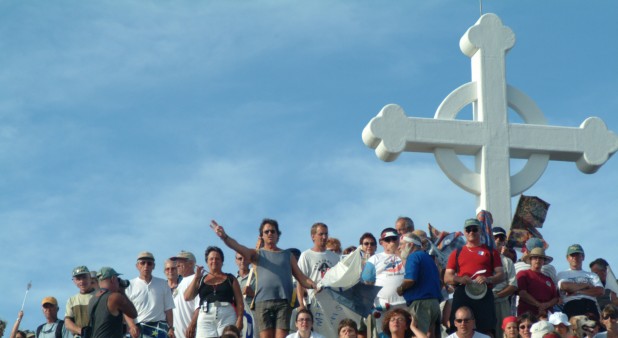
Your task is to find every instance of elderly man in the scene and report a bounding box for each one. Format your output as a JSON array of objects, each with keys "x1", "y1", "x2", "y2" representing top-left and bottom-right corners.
[
  {"x1": 35, "y1": 296, "x2": 71, "y2": 338},
  {"x1": 395, "y1": 217, "x2": 415, "y2": 236},
  {"x1": 397, "y1": 233, "x2": 442, "y2": 338},
  {"x1": 557, "y1": 244, "x2": 604, "y2": 319},
  {"x1": 297, "y1": 222, "x2": 340, "y2": 310},
  {"x1": 492, "y1": 227, "x2": 518, "y2": 338},
  {"x1": 65, "y1": 266, "x2": 96, "y2": 337},
  {"x1": 170, "y1": 251, "x2": 196, "y2": 338},
  {"x1": 125, "y1": 251, "x2": 175, "y2": 338},
  {"x1": 89, "y1": 267, "x2": 137, "y2": 338},
  {"x1": 446, "y1": 306, "x2": 490, "y2": 338},
  {"x1": 444, "y1": 219, "x2": 503, "y2": 336}
]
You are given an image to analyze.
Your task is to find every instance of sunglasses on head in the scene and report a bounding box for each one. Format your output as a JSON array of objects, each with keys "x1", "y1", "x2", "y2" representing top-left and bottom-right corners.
[{"x1": 465, "y1": 227, "x2": 479, "y2": 233}]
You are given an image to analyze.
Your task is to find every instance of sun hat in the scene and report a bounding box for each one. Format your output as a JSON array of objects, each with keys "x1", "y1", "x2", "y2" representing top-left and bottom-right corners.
[
  {"x1": 523, "y1": 247, "x2": 553, "y2": 264},
  {"x1": 548, "y1": 312, "x2": 570, "y2": 327},
  {"x1": 531, "y1": 321, "x2": 554, "y2": 338}
]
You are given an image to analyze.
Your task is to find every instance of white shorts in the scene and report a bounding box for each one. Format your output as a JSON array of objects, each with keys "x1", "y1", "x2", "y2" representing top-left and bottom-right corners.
[{"x1": 196, "y1": 302, "x2": 237, "y2": 338}]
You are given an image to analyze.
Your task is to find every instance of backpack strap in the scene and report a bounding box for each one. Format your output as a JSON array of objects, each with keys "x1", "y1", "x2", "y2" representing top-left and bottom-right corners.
[
  {"x1": 36, "y1": 324, "x2": 43, "y2": 338},
  {"x1": 455, "y1": 246, "x2": 463, "y2": 274},
  {"x1": 55, "y1": 320, "x2": 64, "y2": 338}
]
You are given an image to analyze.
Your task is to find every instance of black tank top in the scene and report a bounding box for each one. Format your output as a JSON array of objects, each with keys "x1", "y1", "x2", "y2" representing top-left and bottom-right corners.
[
  {"x1": 90, "y1": 290, "x2": 124, "y2": 338},
  {"x1": 198, "y1": 273, "x2": 236, "y2": 305}
]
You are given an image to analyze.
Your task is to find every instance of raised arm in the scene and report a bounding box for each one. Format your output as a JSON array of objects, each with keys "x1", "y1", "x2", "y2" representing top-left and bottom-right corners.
[
  {"x1": 184, "y1": 265, "x2": 204, "y2": 301},
  {"x1": 9, "y1": 311, "x2": 23, "y2": 338},
  {"x1": 211, "y1": 220, "x2": 258, "y2": 264}
]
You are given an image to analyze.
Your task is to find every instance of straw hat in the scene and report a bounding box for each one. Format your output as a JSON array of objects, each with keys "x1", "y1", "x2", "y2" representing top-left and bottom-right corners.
[{"x1": 523, "y1": 247, "x2": 553, "y2": 264}]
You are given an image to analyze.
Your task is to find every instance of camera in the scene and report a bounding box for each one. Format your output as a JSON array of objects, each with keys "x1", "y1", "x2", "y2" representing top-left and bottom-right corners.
[{"x1": 118, "y1": 278, "x2": 130, "y2": 288}]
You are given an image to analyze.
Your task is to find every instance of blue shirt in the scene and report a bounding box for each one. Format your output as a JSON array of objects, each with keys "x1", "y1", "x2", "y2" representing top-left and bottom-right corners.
[{"x1": 403, "y1": 250, "x2": 442, "y2": 304}]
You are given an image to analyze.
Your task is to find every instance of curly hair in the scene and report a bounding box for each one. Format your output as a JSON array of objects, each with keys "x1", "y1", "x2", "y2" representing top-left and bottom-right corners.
[{"x1": 382, "y1": 308, "x2": 412, "y2": 337}]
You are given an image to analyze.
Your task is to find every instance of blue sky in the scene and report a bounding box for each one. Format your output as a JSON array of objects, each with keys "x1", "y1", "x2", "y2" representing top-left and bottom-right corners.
[{"x1": 1, "y1": 1, "x2": 616, "y2": 330}]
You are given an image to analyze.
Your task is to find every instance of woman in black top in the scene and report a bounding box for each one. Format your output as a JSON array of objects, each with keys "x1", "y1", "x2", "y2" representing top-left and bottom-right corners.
[{"x1": 186, "y1": 246, "x2": 244, "y2": 338}]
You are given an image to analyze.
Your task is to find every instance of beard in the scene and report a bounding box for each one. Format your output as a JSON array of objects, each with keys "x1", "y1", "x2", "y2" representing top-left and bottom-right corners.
[{"x1": 400, "y1": 244, "x2": 412, "y2": 260}]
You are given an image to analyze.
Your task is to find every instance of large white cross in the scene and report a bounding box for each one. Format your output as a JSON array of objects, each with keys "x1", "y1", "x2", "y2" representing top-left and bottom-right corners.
[{"x1": 362, "y1": 14, "x2": 618, "y2": 228}]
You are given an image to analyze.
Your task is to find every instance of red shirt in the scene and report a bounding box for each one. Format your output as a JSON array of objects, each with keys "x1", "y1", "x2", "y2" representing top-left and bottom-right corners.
[
  {"x1": 516, "y1": 269, "x2": 558, "y2": 315},
  {"x1": 446, "y1": 244, "x2": 502, "y2": 278}
]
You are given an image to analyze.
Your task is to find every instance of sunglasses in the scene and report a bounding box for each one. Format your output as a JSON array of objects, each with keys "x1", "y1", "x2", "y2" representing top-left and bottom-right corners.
[
  {"x1": 297, "y1": 318, "x2": 313, "y2": 322},
  {"x1": 362, "y1": 242, "x2": 376, "y2": 246},
  {"x1": 455, "y1": 318, "x2": 473, "y2": 324},
  {"x1": 263, "y1": 229, "x2": 277, "y2": 235},
  {"x1": 519, "y1": 324, "x2": 532, "y2": 330},
  {"x1": 138, "y1": 260, "x2": 154, "y2": 266},
  {"x1": 603, "y1": 314, "x2": 618, "y2": 320},
  {"x1": 465, "y1": 227, "x2": 479, "y2": 233},
  {"x1": 382, "y1": 237, "x2": 398, "y2": 243}
]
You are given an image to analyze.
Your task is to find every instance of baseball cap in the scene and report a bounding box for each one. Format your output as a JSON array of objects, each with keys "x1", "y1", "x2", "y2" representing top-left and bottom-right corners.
[
  {"x1": 98, "y1": 267, "x2": 122, "y2": 280},
  {"x1": 41, "y1": 296, "x2": 58, "y2": 306},
  {"x1": 531, "y1": 321, "x2": 554, "y2": 338},
  {"x1": 380, "y1": 227, "x2": 398, "y2": 240},
  {"x1": 171, "y1": 250, "x2": 196, "y2": 262},
  {"x1": 464, "y1": 218, "x2": 481, "y2": 229},
  {"x1": 567, "y1": 244, "x2": 584, "y2": 256},
  {"x1": 492, "y1": 227, "x2": 507, "y2": 236},
  {"x1": 548, "y1": 312, "x2": 570, "y2": 327},
  {"x1": 137, "y1": 251, "x2": 155, "y2": 261},
  {"x1": 72, "y1": 265, "x2": 90, "y2": 277}
]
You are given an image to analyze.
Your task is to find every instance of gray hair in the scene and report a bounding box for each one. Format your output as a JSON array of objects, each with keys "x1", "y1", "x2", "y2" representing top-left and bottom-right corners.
[{"x1": 397, "y1": 216, "x2": 415, "y2": 231}]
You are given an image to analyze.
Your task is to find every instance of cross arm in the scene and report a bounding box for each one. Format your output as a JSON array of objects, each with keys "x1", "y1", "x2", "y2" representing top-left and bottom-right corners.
[
  {"x1": 362, "y1": 104, "x2": 485, "y2": 162},
  {"x1": 509, "y1": 117, "x2": 618, "y2": 173}
]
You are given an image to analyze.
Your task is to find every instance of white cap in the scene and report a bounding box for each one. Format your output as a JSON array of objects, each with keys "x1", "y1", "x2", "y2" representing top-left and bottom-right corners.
[
  {"x1": 531, "y1": 321, "x2": 554, "y2": 338},
  {"x1": 548, "y1": 312, "x2": 570, "y2": 327}
]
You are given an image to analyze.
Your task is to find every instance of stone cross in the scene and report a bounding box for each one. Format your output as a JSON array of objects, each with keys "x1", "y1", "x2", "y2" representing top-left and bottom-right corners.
[{"x1": 362, "y1": 13, "x2": 618, "y2": 228}]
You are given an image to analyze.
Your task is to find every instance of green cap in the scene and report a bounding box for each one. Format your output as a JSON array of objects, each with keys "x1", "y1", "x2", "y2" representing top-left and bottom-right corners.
[
  {"x1": 464, "y1": 218, "x2": 481, "y2": 229},
  {"x1": 98, "y1": 267, "x2": 122, "y2": 280},
  {"x1": 566, "y1": 244, "x2": 584, "y2": 256},
  {"x1": 72, "y1": 266, "x2": 90, "y2": 277}
]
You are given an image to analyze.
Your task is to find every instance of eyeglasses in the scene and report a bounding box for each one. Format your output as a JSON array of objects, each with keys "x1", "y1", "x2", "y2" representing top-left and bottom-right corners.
[
  {"x1": 297, "y1": 318, "x2": 313, "y2": 322},
  {"x1": 389, "y1": 317, "x2": 406, "y2": 323},
  {"x1": 455, "y1": 318, "x2": 473, "y2": 324},
  {"x1": 519, "y1": 324, "x2": 532, "y2": 330},
  {"x1": 138, "y1": 260, "x2": 154, "y2": 266},
  {"x1": 263, "y1": 229, "x2": 277, "y2": 235},
  {"x1": 465, "y1": 227, "x2": 479, "y2": 233},
  {"x1": 362, "y1": 242, "x2": 376, "y2": 246}
]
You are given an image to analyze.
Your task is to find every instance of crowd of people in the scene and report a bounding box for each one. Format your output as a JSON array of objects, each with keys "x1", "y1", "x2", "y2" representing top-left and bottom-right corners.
[{"x1": 1, "y1": 215, "x2": 616, "y2": 338}]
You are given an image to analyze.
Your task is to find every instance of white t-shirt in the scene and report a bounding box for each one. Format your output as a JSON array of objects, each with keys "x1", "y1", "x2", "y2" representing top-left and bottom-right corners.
[
  {"x1": 557, "y1": 269, "x2": 603, "y2": 303},
  {"x1": 366, "y1": 252, "x2": 405, "y2": 306},
  {"x1": 446, "y1": 331, "x2": 491, "y2": 338},
  {"x1": 173, "y1": 274, "x2": 196, "y2": 338},
  {"x1": 126, "y1": 276, "x2": 175, "y2": 323},
  {"x1": 285, "y1": 332, "x2": 326, "y2": 338},
  {"x1": 298, "y1": 249, "x2": 340, "y2": 301}
]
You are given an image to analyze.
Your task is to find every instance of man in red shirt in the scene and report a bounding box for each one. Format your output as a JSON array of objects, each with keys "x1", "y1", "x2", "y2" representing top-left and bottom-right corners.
[{"x1": 444, "y1": 218, "x2": 504, "y2": 336}]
